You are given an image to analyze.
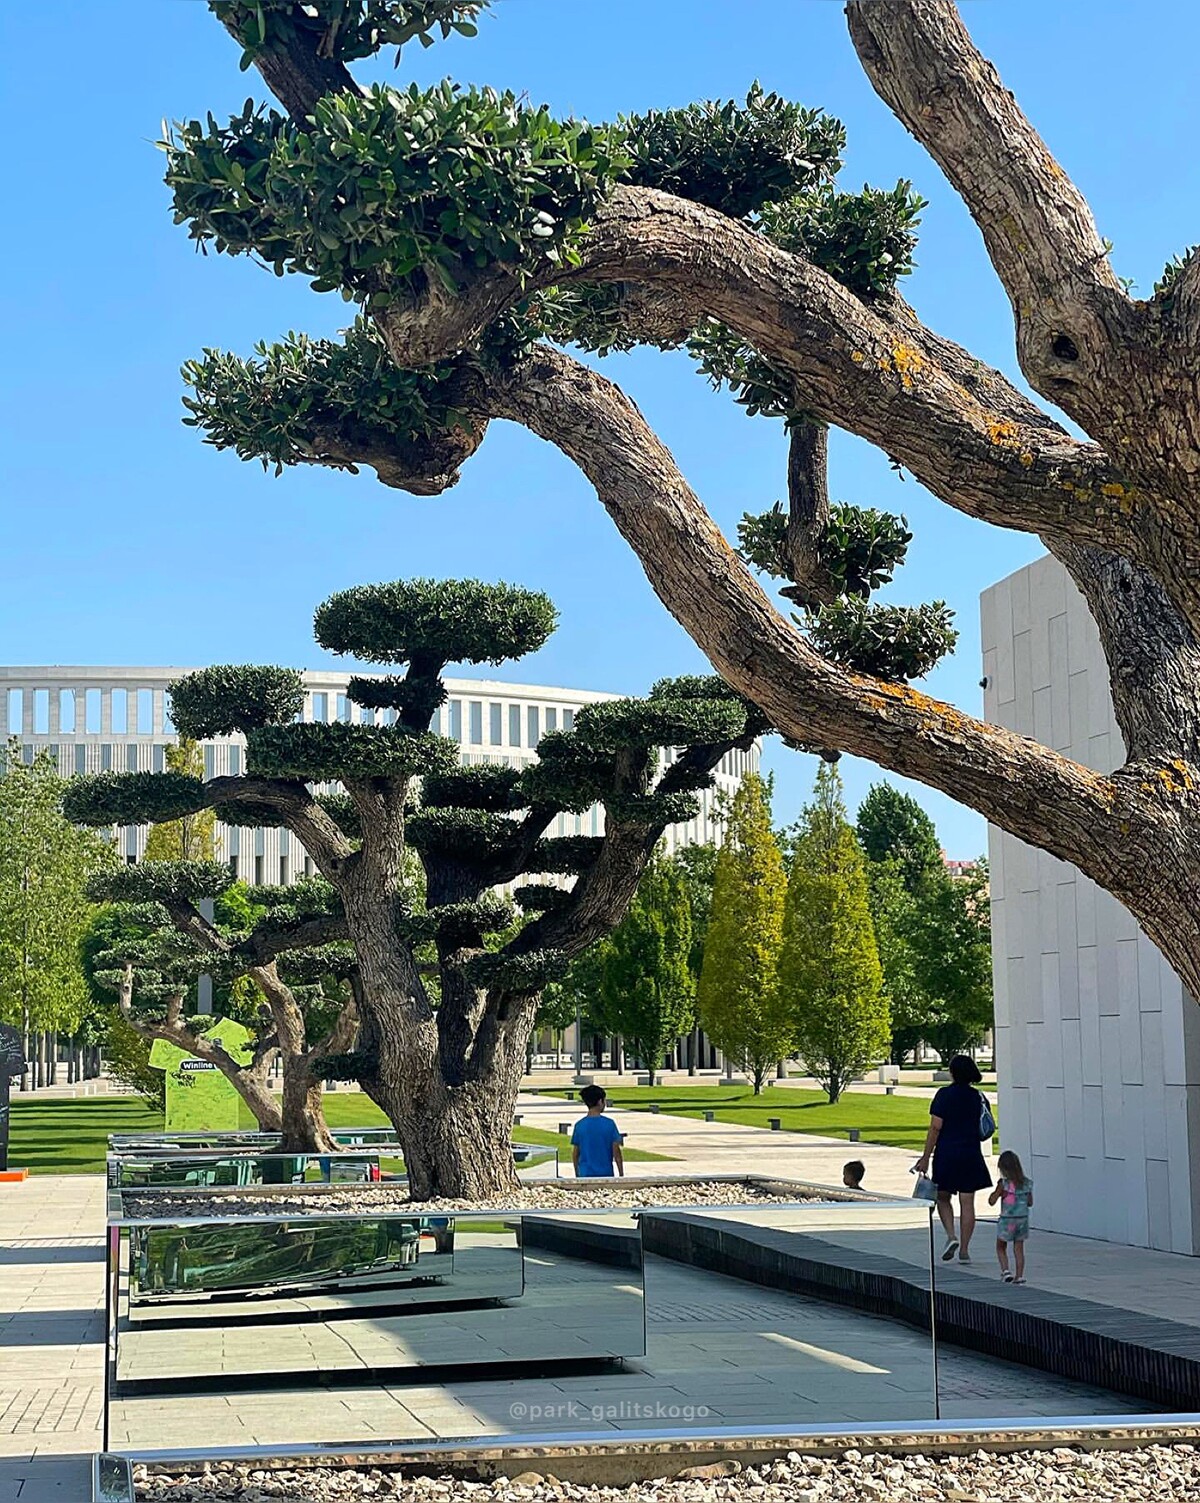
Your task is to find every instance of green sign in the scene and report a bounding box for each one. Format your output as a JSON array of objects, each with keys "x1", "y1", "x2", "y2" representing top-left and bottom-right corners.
[{"x1": 148, "y1": 1018, "x2": 257, "y2": 1132}]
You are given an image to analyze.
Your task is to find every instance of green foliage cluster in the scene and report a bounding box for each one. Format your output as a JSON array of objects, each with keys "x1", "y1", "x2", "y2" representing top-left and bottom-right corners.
[
  {"x1": 856, "y1": 782, "x2": 992, "y2": 1066},
  {"x1": 395, "y1": 894, "x2": 512, "y2": 945},
  {"x1": 806, "y1": 599, "x2": 957, "y2": 683},
  {"x1": 0, "y1": 744, "x2": 114, "y2": 1038},
  {"x1": 421, "y1": 764, "x2": 524, "y2": 811},
  {"x1": 856, "y1": 784, "x2": 941, "y2": 892},
  {"x1": 778, "y1": 763, "x2": 887, "y2": 1104},
  {"x1": 464, "y1": 947, "x2": 567, "y2": 991},
  {"x1": 246, "y1": 721, "x2": 457, "y2": 780},
  {"x1": 169, "y1": 665, "x2": 305, "y2": 738},
  {"x1": 573, "y1": 695, "x2": 746, "y2": 751},
  {"x1": 88, "y1": 861, "x2": 234, "y2": 907},
  {"x1": 738, "y1": 502, "x2": 913, "y2": 600},
  {"x1": 143, "y1": 741, "x2": 218, "y2": 863},
  {"x1": 315, "y1": 578, "x2": 556, "y2": 666},
  {"x1": 183, "y1": 324, "x2": 467, "y2": 475},
  {"x1": 212, "y1": 0, "x2": 486, "y2": 70},
  {"x1": 346, "y1": 673, "x2": 447, "y2": 719},
  {"x1": 101, "y1": 1008, "x2": 166, "y2": 1110},
  {"x1": 63, "y1": 772, "x2": 209, "y2": 829},
  {"x1": 736, "y1": 487, "x2": 956, "y2": 684},
  {"x1": 164, "y1": 86, "x2": 627, "y2": 308},
  {"x1": 512, "y1": 882, "x2": 569, "y2": 914},
  {"x1": 696, "y1": 773, "x2": 790, "y2": 1092},
  {"x1": 605, "y1": 791, "x2": 701, "y2": 828},
  {"x1": 531, "y1": 835, "x2": 603, "y2": 873},
  {"x1": 404, "y1": 807, "x2": 519, "y2": 860},
  {"x1": 517, "y1": 736, "x2": 614, "y2": 813},
  {"x1": 621, "y1": 85, "x2": 844, "y2": 221},
  {"x1": 758, "y1": 181, "x2": 926, "y2": 301}
]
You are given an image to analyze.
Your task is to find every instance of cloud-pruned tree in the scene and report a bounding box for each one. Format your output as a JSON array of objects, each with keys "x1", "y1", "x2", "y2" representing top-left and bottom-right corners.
[
  {"x1": 159, "y1": 0, "x2": 1200, "y2": 1011},
  {"x1": 65, "y1": 579, "x2": 763, "y2": 1196}
]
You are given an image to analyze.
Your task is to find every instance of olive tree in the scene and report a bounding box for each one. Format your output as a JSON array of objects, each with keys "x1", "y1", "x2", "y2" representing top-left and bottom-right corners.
[
  {"x1": 160, "y1": 0, "x2": 1200, "y2": 1010},
  {"x1": 66, "y1": 579, "x2": 761, "y2": 1196}
]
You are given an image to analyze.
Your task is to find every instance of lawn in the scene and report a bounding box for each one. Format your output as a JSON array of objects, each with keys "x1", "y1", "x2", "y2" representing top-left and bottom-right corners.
[
  {"x1": 547, "y1": 1083, "x2": 942, "y2": 1153},
  {"x1": 7, "y1": 1091, "x2": 669, "y2": 1174}
]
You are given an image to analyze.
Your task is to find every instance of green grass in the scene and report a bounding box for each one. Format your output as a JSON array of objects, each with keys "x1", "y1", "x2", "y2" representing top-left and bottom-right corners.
[
  {"x1": 546, "y1": 1084, "x2": 940, "y2": 1153},
  {"x1": 9, "y1": 1095, "x2": 164, "y2": 1174},
  {"x1": 7, "y1": 1091, "x2": 671, "y2": 1174}
]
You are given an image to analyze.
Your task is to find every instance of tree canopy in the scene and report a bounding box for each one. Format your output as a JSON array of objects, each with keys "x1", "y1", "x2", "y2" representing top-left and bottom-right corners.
[
  {"x1": 150, "y1": 0, "x2": 1200, "y2": 1011},
  {"x1": 779, "y1": 763, "x2": 887, "y2": 1103},
  {"x1": 696, "y1": 773, "x2": 789, "y2": 1093}
]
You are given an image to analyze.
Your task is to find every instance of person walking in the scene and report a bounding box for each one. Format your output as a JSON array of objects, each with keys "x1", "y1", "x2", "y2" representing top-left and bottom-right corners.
[
  {"x1": 914, "y1": 1054, "x2": 992, "y2": 1263},
  {"x1": 989, "y1": 1149, "x2": 1034, "y2": 1284},
  {"x1": 570, "y1": 1085, "x2": 625, "y2": 1179}
]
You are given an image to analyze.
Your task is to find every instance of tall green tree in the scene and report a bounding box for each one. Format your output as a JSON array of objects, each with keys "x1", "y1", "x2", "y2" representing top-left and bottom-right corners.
[
  {"x1": 697, "y1": 773, "x2": 789, "y2": 1093},
  {"x1": 598, "y1": 855, "x2": 693, "y2": 1085},
  {"x1": 670, "y1": 841, "x2": 718, "y2": 1073},
  {"x1": 864, "y1": 856, "x2": 926, "y2": 1066},
  {"x1": 143, "y1": 739, "x2": 218, "y2": 861},
  {"x1": 779, "y1": 762, "x2": 887, "y2": 1103},
  {"x1": 855, "y1": 783, "x2": 941, "y2": 894},
  {"x1": 906, "y1": 861, "x2": 994, "y2": 1064},
  {"x1": 0, "y1": 742, "x2": 114, "y2": 1081}
]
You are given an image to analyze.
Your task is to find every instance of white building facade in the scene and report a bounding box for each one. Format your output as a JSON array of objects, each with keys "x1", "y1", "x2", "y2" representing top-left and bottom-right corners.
[
  {"x1": 981, "y1": 556, "x2": 1200, "y2": 1254},
  {"x1": 1, "y1": 666, "x2": 755, "y2": 881}
]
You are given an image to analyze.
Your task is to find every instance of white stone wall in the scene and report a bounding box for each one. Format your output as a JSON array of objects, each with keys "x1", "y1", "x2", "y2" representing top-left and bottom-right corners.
[
  {"x1": 981, "y1": 555, "x2": 1200, "y2": 1253},
  {"x1": 0, "y1": 666, "x2": 755, "y2": 877}
]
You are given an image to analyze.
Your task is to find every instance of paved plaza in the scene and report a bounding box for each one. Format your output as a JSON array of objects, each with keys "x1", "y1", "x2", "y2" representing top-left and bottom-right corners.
[{"x1": 1, "y1": 1102, "x2": 1183, "y2": 1503}]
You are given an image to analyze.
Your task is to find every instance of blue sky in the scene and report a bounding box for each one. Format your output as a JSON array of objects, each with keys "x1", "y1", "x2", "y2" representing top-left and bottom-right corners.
[{"x1": 4, "y1": 1, "x2": 1198, "y2": 855}]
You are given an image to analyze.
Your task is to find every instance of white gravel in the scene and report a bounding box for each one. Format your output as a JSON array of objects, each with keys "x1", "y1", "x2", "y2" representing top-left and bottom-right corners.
[
  {"x1": 134, "y1": 1443, "x2": 1200, "y2": 1501},
  {"x1": 123, "y1": 1180, "x2": 820, "y2": 1220}
]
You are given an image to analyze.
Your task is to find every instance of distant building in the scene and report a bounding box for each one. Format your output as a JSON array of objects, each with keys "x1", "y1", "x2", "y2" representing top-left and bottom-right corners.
[{"x1": 1, "y1": 666, "x2": 756, "y2": 880}]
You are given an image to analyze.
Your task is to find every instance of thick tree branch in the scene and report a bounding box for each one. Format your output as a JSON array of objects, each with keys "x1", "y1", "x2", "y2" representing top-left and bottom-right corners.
[
  {"x1": 237, "y1": 911, "x2": 350, "y2": 966},
  {"x1": 489, "y1": 345, "x2": 1141, "y2": 890},
  {"x1": 207, "y1": 775, "x2": 357, "y2": 878},
  {"x1": 845, "y1": 1, "x2": 1149, "y2": 450},
  {"x1": 373, "y1": 186, "x2": 1136, "y2": 555}
]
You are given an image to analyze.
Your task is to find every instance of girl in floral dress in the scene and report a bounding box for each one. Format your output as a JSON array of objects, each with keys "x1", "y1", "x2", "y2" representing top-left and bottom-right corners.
[{"x1": 989, "y1": 1149, "x2": 1034, "y2": 1284}]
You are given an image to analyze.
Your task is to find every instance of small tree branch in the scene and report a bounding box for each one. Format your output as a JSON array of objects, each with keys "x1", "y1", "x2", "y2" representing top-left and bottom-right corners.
[
  {"x1": 781, "y1": 420, "x2": 836, "y2": 608},
  {"x1": 237, "y1": 912, "x2": 350, "y2": 967}
]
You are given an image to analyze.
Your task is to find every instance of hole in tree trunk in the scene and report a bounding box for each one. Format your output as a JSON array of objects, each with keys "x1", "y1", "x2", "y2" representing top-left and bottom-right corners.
[{"x1": 1051, "y1": 332, "x2": 1080, "y2": 361}]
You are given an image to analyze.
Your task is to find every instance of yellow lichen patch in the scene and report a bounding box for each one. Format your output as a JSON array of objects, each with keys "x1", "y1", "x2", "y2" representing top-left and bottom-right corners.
[
  {"x1": 876, "y1": 345, "x2": 925, "y2": 389},
  {"x1": 1101, "y1": 482, "x2": 1127, "y2": 498},
  {"x1": 850, "y1": 350, "x2": 866, "y2": 365},
  {"x1": 1019, "y1": 450, "x2": 1035, "y2": 468},
  {"x1": 1157, "y1": 762, "x2": 1196, "y2": 795},
  {"x1": 984, "y1": 418, "x2": 1019, "y2": 447}
]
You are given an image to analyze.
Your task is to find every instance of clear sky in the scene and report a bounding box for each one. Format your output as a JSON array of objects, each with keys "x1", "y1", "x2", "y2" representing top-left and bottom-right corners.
[{"x1": 4, "y1": 1, "x2": 1198, "y2": 855}]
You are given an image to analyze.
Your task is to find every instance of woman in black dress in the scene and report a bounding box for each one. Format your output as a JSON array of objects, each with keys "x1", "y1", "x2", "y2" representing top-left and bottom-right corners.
[{"x1": 914, "y1": 1054, "x2": 992, "y2": 1264}]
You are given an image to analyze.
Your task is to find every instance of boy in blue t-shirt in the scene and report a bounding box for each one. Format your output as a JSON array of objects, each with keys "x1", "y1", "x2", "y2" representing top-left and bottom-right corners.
[{"x1": 571, "y1": 1085, "x2": 625, "y2": 1178}]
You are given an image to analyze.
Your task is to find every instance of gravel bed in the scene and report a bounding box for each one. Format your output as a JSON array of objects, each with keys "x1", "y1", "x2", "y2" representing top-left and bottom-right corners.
[
  {"x1": 123, "y1": 1180, "x2": 819, "y2": 1220},
  {"x1": 135, "y1": 1444, "x2": 1200, "y2": 1501}
]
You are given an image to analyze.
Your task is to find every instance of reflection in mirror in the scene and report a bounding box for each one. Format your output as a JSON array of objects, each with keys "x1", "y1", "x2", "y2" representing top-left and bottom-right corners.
[{"x1": 105, "y1": 1201, "x2": 965, "y2": 1453}]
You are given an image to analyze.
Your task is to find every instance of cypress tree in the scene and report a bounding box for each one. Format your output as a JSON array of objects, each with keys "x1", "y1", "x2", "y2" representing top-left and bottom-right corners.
[
  {"x1": 599, "y1": 854, "x2": 693, "y2": 1086},
  {"x1": 696, "y1": 773, "x2": 789, "y2": 1093},
  {"x1": 779, "y1": 762, "x2": 888, "y2": 1103}
]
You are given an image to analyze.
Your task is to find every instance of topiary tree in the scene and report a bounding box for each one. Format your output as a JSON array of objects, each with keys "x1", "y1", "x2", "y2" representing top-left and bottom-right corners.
[
  {"x1": 159, "y1": 0, "x2": 1200, "y2": 1018},
  {"x1": 65, "y1": 579, "x2": 763, "y2": 1197},
  {"x1": 79, "y1": 867, "x2": 359, "y2": 1147},
  {"x1": 83, "y1": 898, "x2": 284, "y2": 1131},
  {"x1": 696, "y1": 773, "x2": 790, "y2": 1093},
  {"x1": 778, "y1": 762, "x2": 888, "y2": 1103}
]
